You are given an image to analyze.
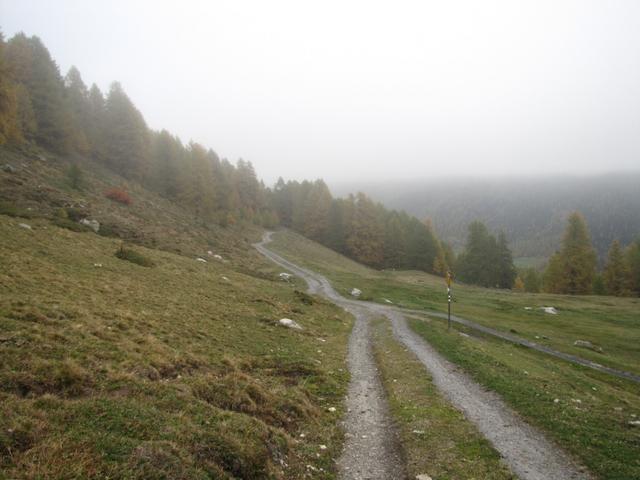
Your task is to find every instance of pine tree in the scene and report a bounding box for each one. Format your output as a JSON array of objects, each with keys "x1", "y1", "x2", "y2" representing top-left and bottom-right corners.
[
  {"x1": 303, "y1": 180, "x2": 332, "y2": 242},
  {"x1": 543, "y1": 212, "x2": 596, "y2": 294},
  {"x1": 383, "y1": 211, "x2": 407, "y2": 269},
  {"x1": 103, "y1": 82, "x2": 150, "y2": 180},
  {"x1": 496, "y1": 231, "x2": 517, "y2": 288},
  {"x1": 457, "y1": 221, "x2": 494, "y2": 286},
  {"x1": 86, "y1": 83, "x2": 106, "y2": 159},
  {"x1": 346, "y1": 193, "x2": 385, "y2": 267},
  {"x1": 603, "y1": 240, "x2": 629, "y2": 296},
  {"x1": 625, "y1": 239, "x2": 640, "y2": 297},
  {"x1": 523, "y1": 268, "x2": 541, "y2": 293},
  {"x1": 5, "y1": 33, "x2": 72, "y2": 152},
  {"x1": 150, "y1": 130, "x2": 184, "y2": 199},
  {"x1": 186, "y1": 142, "x2": 216, "y2": 222},
  {"x1": 0, "y1": 32, "x2": 22, "y2": 145},
  {"x1": 63, "y1": 66, "x2": 90, "y2": 154}
]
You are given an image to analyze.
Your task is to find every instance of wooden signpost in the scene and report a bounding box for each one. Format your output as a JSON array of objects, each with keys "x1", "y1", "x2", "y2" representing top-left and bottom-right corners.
[{"x1": 446, "y1": 271, "x2": 452, "y2": 331}]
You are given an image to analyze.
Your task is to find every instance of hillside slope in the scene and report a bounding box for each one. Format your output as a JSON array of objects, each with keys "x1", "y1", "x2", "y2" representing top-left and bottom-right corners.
[
  {"x1": 332, "y1": 174, "x2": 640, "y2": 264},
  {"x1": 0, "y1": 147, "x2": 353, "y2": 479}
]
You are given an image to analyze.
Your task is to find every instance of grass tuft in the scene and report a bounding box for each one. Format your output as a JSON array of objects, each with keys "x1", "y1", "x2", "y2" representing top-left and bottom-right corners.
[{"x1": 115, "y1": 244, "x2": 155, "y2": 267}]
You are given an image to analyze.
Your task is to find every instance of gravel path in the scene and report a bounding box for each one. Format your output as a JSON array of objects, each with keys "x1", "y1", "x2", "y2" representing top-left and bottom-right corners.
[
  {"x1": 255, "y1": 233, "x2": 593, "y2": 480},
  {"x1": 255, "y1": 233, "x2": 405, "y2": 479}
]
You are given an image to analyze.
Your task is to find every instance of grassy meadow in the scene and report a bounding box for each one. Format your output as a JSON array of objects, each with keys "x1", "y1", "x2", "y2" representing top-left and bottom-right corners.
[
  {"x1": 270, "y1": 229, "x2": 640, "y2": 480},
  {"x1": 0, "y1": 151, "x2": 354, "y2": 479}
]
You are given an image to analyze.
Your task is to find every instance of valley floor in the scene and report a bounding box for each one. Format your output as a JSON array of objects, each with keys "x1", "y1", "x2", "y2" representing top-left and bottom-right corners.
[{"x1": 256, "y1": 232, "x2": 592, "y2": 480}]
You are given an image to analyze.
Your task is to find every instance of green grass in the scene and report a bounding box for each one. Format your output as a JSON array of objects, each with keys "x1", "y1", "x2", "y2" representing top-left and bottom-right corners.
[
  {"x1": 269, "y1": 230, "x2": 640, "y2": 376},
  {"x1": 270, "y1": 229, "x2": 640, "y2": 480},
  {"x1": 409, "y1": 318, "x2": 640, "y2": 480},
  {"x1": 372, "y1": 320, "x2": 514, "y2": 480},
  {"x1": 0, "y1": 215, "x2": 353, "y2": 479},
  {"x1": 0, "y1": 146, "x2": 355, "y2": 479}
]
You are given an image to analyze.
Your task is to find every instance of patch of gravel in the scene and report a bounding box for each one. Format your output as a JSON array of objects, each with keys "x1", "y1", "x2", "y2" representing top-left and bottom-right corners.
[{"x1": 255, "y1": 232, "x2": 593, "y2": 480}]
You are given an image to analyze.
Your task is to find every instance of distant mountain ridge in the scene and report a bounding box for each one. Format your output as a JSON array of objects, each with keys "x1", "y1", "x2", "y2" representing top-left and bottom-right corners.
[{"x1": 330, "y1": 173, "x2": 640, "y2": 265}]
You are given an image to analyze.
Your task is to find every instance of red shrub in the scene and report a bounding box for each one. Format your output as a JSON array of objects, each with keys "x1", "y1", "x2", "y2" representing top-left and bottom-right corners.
[{"x1": 104, "y1": 187, "x2": 132, "y2": 205}]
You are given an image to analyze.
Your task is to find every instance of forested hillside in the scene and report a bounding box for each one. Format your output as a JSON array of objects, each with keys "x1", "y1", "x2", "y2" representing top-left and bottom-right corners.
[
  {"x1": 333, "y1": 175, "x2": 640, "y2": 264},
  {"x1": 0, "y1": 31, "x2": 450, "y2": 277}
]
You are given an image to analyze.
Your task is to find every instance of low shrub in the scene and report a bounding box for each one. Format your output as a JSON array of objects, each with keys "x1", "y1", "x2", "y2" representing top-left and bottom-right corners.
[
  {"x1": 66, "y1": 164, "x2": 84, "y2": 190},
  {"x1": 115, "y1": 245, "x2": 155, "y2": 267},
  {"x1": 105, "y1": 187, "x2": 132, "y2": 205},
  {"x1": 0, "y1": 201, "x2": 35, "y2": 218},
  {"x1": 52, "y1": 217, "x2": 93, "y2": 233}
]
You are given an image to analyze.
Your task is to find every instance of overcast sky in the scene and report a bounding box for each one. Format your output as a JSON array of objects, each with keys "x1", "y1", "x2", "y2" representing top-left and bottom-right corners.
[{"x1": 2, "y1": 0, "x2": 640, "y2": 184}]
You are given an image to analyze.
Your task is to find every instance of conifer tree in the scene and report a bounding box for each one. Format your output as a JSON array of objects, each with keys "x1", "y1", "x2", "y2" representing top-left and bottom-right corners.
[
  {"x1": 346, "y1": 193, "x2": 385, "y2": 267},
  {"x1": 5, "y1": 33, "x2": 72, "y2": 152},
  {"x1": 496, "y1": 231, "x2": 517, "y2": 288},
  {"x1": 303, "y1": 180, "x2": 332, "y2": 242},
  {"x1": 543, "y1": 212, "x2": 597, "y2": 294},
  {"x1": 103, "y1": 82, "x2": 150, "y2": 180},
  {"x1": 0, "y1": 32, "x2": 22, "y2": 145},
  {"x1": 523, "y1": 268, "x2": 541, "y2": 293},
  {"x1": 63, "y1": 66, "x2": 90, "y2": 154},
  {"x1": 625, "y1": 239, "x2": 640, "y2": 297},
  {"x1": 383, "y1": 211, "x2": 407, "y2": 269},
  {"x1": 603, "y1": 240, "x2": 629, "y2": 296},
  {"x1": 86, "y1": 83, "x2": 106, "y2": 159}
]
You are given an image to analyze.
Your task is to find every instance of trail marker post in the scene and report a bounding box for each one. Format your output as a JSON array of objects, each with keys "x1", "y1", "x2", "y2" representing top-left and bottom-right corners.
[{"x1": 446, "y1": 271, "x2": 452, "y2": 331}]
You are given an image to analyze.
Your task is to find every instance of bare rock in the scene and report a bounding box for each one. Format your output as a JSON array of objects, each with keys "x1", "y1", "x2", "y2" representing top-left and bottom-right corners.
[
  {"x1": 574, "y1": 340, "x2": 603, "y2": 353},
  {"x1": 278, "y1": 318, "x2": 303, "y2": 330},
  {"x1": 79, "y1": 218, "x2": 100, "y2": 232},
  {"x1": 350, "y1": 288, "x2": 362, "y2": 298},
  {"x1": 18, "y1": 223, "x2": 32, "y2": 230}
]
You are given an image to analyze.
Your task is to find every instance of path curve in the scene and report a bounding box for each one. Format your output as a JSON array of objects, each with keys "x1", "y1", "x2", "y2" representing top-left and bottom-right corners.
[
  {"x1": 255, "y1": 232, "x2": 593, "y2": 480},
  {"x1": 255, "y1": 233, "x2": 405, "y2": 479}
]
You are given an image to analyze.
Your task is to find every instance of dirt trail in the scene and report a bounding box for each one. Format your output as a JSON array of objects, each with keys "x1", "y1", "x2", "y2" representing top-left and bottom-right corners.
[
  {"x1": 255, "y1": 232, "x2": 592, "y2": 480},
  {"x1": 255, "y1": 233, "x2": 405, "y2": 479}
]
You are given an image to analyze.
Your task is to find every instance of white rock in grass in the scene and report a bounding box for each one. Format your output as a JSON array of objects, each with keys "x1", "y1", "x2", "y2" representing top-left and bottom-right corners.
[
  {"x1": 327, "y1": 407, "x2": 336, "y2": 413},
  {"x1": 196, "y1": 257, "x2": 207, "y2": 263},
  {"x1": 541, "y1": 306, "x2": 558, "y2": 315},
  {"x1": 79, "y1": 218, "x2": 100, "y2": 232},
  {"x1": 213, "y1": 254, "x2": 223, "y2": 261},
  {"x1": 279, "y1": 272, "x2": 293, "y2": 281},
  {"x1": 18, "y1": 223, "x2": 32, "y2": 230},
  {"x1": 416, "y1": 474, "x2": 433, "y2": 480},
  {"x1": 279, "y1": 318, "x2": 303, "y2": 330},
  {"x1": 383, "y1": 298, "x2": 393, "y2": 304},
  {"x1": 221, "y1": 276, "x2": 230, "y2": 281},
  {"x1": 350, "y1": 288, "x2": 362, "y2": 298},
  {"x1": 628, "y1": 420, "x2": 640, "y2": 427},
  {"x1": 207, "y1": 250, "x2": 213, "y2": 256},
  {"x1": 319, "y1": 445, "x2": 327, "y2": 450}
]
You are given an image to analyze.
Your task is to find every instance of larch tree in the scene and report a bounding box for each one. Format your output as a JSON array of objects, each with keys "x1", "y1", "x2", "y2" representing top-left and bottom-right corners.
[
  {"x1": 5, "y1": 33, "x2": 72, "y2": 153},
  {"x1": 625, "y1": 239, "x2": 640, "y2": 297},
  {"x1": 603, "y1": 240, "x2": 630, "y2": 296},
  {"x1": 103, "y1": 82, "x2": 150, "y2": 180},
  {"x1": 63, "y1": 66, "x2": 90, "y2": 154},
  {"x1": 303, "y1": 180, "x2": 332, "y2": 242},
  {"x1": 543, "y1": 212, "x2": 596, "y2": 294},
  {"x1": 346, "y1": 193, "x2": 385, "y2": 267},
  {"x1": 0, "y1": 32, "x2": 22, "y2": 145}
]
